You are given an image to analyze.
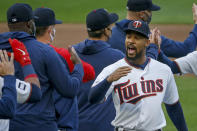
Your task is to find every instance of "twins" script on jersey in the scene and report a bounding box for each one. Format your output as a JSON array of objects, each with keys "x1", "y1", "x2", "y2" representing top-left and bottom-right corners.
[{"x1": 114, "y1": 79, "x2": 163, "y2": 104}]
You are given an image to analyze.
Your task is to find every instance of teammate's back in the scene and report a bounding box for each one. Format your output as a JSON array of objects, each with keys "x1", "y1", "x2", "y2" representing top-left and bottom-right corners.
[{"x1": 73, "y1": 8, "x2": 124, "y2": 131}]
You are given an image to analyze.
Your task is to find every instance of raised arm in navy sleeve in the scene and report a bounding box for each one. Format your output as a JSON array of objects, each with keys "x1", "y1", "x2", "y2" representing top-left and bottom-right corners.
[
  {"x1": 146, "y1": 43, "x2": 159, "y2": 60},
  {"x1": 165, "y1": 101, "x2": 188, "y2": 131},
  {"x1": 45, "y1": 48, "x2": 84, "y2": 98},
  {"x1": 158, "y1": 51, "x2": 180, "y2": 74},
  {"x1": 160, "y1": 25, "x2": 197, "y2": 58},
  {"x1": 89, "y1": 78, "x2": 111, "y2": 104},
  {"x1": 0, "y1": 75, "x2": 16, "y2": 119}
]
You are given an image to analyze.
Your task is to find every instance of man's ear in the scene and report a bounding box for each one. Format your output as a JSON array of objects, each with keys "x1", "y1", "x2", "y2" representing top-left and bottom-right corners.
[
  {"x1": 26, "y1": 21, "x2": 31, "y2": 29},
  {"x1": 145, "y1": 39, "x2": 150, "y2": 47},
  {"x1": 47, "y1": 26, "x2": 52, "y2": 34}
]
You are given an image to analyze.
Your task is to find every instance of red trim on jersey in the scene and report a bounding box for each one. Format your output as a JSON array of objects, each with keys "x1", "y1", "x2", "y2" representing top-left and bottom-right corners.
[
  {"x1": 25, "y1": 84, "x2": 33, "y2": 103},
  {"x1": 24, "y1": 74, "x2": 38, "y2": 80}
]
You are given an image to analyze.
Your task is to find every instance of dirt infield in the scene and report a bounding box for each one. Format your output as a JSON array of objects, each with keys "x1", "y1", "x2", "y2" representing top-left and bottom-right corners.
[{"x1": 0, "y1": 23, "x2": 194, "y2": 48}]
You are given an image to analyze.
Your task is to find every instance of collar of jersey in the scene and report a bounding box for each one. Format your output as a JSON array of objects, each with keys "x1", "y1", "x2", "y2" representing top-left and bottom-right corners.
[{"x1": 124, "y1": 57, "x2": 150, "y2": 70}]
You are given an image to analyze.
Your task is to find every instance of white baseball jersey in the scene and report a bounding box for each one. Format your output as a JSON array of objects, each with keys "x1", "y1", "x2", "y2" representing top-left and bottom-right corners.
[
  {"x1": 0, "y1": 77, "x2": 31, "y2": 131},
  {"x1": 175, "y1": 51, "x2": 197, "y2": 76},
  {"x1": 92, "y1": 58, "x2": 179, "y2": 131}
]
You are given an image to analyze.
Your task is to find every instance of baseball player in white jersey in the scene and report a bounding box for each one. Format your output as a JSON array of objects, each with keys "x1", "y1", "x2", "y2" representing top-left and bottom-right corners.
[{"x1": 89, "y1": 20, "x2": 188, "y2": 131}]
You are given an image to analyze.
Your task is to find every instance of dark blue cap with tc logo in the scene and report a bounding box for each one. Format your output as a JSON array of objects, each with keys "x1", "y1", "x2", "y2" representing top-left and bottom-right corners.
[
  {"x1": 127, "y1": 0, "x2": 160, "y2": 12},
  {"x1": 34, "y1": 7, "x2": 62, "y2": 27},
  {"x1": 86, "y1": 8, "x2": 119, "y2": 31},
  {"x1": 124, "y1": 20, "x2": 150, "y2": 38},
  {"x1": 7, "y1": 3, "x2": 38, "y2": 23}
]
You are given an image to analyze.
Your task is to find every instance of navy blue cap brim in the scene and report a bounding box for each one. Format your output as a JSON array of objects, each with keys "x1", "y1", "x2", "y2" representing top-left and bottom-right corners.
[
  {"x1": 109, "y1": 13, "x2": 119, "y2": 24},
  {"x1": 55, "y1": 19, "x2": 62, "y2": 24},
  {"x1": 124, "y1": 29, "x2": 149, "y2": 39},
  {"x1": 150, "y1": 4, "x2": 160, "y2": 11}
]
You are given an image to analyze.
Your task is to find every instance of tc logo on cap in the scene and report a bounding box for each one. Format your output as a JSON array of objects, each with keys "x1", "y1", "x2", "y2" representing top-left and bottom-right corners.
[{"x1": 133, "y1": 21, "x2": 142, "y2": 28}]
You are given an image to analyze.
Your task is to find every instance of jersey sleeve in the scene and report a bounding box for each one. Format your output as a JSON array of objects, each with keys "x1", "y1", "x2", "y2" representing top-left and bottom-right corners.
[
  {"x1": 160, "y1": 24, "x2": 197, "y2": 58},
  {"x1": 163, "y1": 70, "x2": 179, "y2": 104},
  {"x1": 91, "y1": 66, "x2": 115, "y2": 101},
  {"x1": 175, "y1": 51, "x2": 197, "y2": 75}
]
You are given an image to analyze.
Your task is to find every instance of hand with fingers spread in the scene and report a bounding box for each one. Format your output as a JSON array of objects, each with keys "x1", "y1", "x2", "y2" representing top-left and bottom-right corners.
[
  {"x1": 0, "y1": 50, "x2": 14, "y2": 76},
  {"x1": 68, "y1": 45, "x2": 81, "y2": 65},
  {"x1": 9, "y1": 38, "x2": 31, "y2": 67},
  {"x1": 107, "y1": 66, "x2": 132, "y2": 83},
  {"x1": 150, "y1": 28, "x2": 161, "y2": 48},
  {"x1": 192, "y1": 3, "x2": 197, "y2": 24}
]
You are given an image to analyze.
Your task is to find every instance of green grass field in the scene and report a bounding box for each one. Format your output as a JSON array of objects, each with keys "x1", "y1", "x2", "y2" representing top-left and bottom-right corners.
[
  {"x1": 0, "y1": 0, "x2": 196, "y2": 24},
  {"x1": 163, "y1": 75, "x2": 197, "y2": 131}
]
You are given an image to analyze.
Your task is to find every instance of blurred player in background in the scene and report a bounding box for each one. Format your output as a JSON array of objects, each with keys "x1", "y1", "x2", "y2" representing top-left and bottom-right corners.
[
  {"x1": 33, "y1": 7, "x2": 95, "y2": 131},
  {"x1": 0, "y1": 39, "x2": 42, "y2": 131},
  {"x1": 73, "y1": 8, "x2": 125, "y2": 131},
  {"x1": 108, "y1": 0, "x2": 197, "y2": 58},
  {"x1": 0, "y1": 3, "x2": 84, "y2": 131}
]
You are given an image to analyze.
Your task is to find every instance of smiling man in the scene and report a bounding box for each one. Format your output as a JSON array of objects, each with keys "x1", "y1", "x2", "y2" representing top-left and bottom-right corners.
[{"x1": 89, "y1": 20, "x2": 188, "y2": 131}]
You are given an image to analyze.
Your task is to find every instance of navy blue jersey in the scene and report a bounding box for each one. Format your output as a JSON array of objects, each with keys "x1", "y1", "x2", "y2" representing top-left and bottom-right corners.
[
  {"x1": 52, "y1": 56, "x2": 78, "y2": 131},
  {"x1": 108, "y1": 19, "x2": 197, "y2": 58},
  {"x1": 0, "y1": 32, "x2": 83, "y2": 131},
  {"x1": 73, "y1": 39, "x2": 124, "y2": 131}
]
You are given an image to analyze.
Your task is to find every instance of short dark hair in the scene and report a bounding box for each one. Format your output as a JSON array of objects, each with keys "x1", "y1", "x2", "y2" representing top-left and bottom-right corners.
[
  {"x1": 36, "y1": 26, "x2": 49, "y2": 37},
  {"x1": 87, "y1": 29, "x2": 105, "y2": 38}
]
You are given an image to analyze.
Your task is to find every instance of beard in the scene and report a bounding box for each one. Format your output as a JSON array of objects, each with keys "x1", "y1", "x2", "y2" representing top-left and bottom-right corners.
[{"x1": 126, "y1": 48, "x2": 144, "y2": 62}]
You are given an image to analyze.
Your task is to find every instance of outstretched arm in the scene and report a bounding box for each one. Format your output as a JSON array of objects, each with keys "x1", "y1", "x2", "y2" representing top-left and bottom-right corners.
[
  {"x1": 160, "y1": 3, "x2": 197, "y2": 58},
  {"x1": 158, "y1": 51, "x2": 181, "y2": 74}
]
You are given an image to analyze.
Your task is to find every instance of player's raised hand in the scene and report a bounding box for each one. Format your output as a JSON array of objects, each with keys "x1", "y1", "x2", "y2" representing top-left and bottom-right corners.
[
  {"x1": 68, "y1": 45, "x2": 82, "y2": 65},
  {"x1": 0, "y1": 50, "x2": 14, "y2": 76},
  {"x1": 192, "y1": 3, "x2": 197, "y2": 24},
  {"x1": 154, "y1": 28, "x2": 161, "y2": 49},
  {"x1": 107, "y1": 66, "x2": 132, "y2": 83},
  {"x1": 150, "y1": 27, "x2": 161, "y2": 48},
  {"x1": 9, "y1": 38, "x2": 31, "y2": 67}
]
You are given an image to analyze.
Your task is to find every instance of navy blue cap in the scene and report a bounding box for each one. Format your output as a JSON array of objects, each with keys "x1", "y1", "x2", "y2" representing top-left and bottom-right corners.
[
  {"x1": 127, "y1": 0, "x2": 160, "y2": 12},
  {"x1": 86, "y1": 8, "x2": 118, "y2": 31},
  {"x1": 34, "y1": 7, "x2": 62, "y2": 27},
  {"x1": 7, "y1": 3, "x2": 37, "y2": 23},
  {"x1": 124, "y1": 20, "x2": 150, "y2": 38}
]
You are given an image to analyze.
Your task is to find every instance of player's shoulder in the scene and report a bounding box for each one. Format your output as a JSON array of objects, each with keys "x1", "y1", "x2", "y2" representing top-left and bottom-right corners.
[
  {"x1": 150, "y1": 58, "x2": 172, "y2": 72},
  {"x1": 186, "y1": 50, "x2": 197, "y2": 57}
]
